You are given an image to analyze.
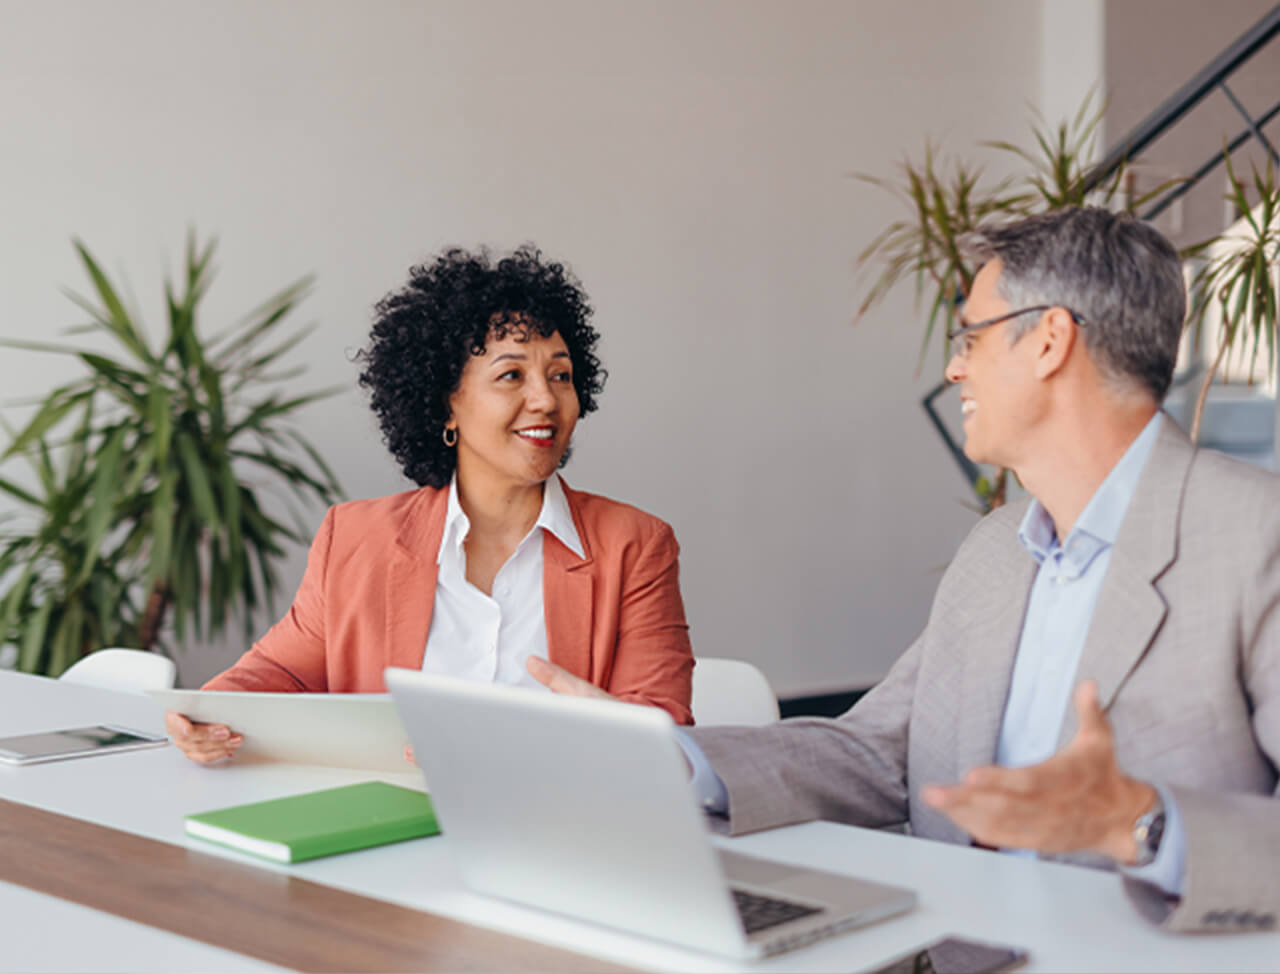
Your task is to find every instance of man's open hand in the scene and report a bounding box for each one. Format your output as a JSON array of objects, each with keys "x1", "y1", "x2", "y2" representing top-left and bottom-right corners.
[
  {"x1": 920, "y1": 680, "x2": 1156, "y2": 863},
  {"x1": 525, "y1": 656, "x2": 616, "y2": 701}
]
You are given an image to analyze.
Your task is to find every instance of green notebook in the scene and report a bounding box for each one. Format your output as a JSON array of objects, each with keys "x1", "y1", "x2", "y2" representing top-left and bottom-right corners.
[{"x1": 185, "y1": 780, "x2": 440, "y2": 863}]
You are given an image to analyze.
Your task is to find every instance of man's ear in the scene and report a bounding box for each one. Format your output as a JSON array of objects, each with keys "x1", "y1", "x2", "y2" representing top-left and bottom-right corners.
[{"x1": 1032, "y1": 307, "x2": 1079, "y2": 381}]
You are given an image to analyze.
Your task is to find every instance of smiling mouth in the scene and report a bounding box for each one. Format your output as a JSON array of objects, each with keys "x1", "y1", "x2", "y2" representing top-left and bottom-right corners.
[
  {"x1": 961, "y1": 400, "x2": 977, "y2": 417},
  {"x1": 515, "y1": 427, "x2": 556, "y2": 448}
]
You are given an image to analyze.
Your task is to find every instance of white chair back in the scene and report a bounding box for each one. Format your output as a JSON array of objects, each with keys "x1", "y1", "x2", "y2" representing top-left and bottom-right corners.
[
  {"x1": 690, "y1": 657, "x2": 779, "y2": 727},
  {"x1": 59, "y1": 648, "x2": 177, "y2": 694}
]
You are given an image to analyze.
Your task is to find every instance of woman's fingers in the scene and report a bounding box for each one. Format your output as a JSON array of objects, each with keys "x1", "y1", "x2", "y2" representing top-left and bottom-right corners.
[{"x1": 164, "y1": 709, "x2": 242, "y2": 764}]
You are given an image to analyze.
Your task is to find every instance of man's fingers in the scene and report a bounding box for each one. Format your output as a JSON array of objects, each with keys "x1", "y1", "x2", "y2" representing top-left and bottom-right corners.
[
  {"x1": 525, "y1": 656, "x2": 607, "y2": 698},
  {"x1": 959, "y1": 763, "x2": 1040, "y2": 795},
  {"x1": 920, "y1": 784, "x2": 953, "y2": 809},
  {"x1": 923, "y1": 782, "x2": 1033, "y2": 848},
  {"x1": 526, "y1": 655, "x2": 570, "y2": 689},
  {"x1": 1070, "y1": 679, "x2": 1114, "y2": 745}
]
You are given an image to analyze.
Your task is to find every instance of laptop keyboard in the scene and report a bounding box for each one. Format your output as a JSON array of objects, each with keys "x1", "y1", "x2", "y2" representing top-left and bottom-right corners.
[{"x1": 731, "y1": 888, "x2": 824, "y2": 934}]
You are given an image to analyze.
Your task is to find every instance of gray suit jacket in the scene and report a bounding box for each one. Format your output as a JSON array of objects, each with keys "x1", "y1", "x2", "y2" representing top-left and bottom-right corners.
[{"x1": 692, "y1": 418, "x2": 1280, "y2": 933}]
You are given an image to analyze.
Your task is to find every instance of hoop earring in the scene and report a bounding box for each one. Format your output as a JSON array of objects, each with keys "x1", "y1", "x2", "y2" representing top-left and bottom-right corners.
[{"x1": 443, "y1": 427, "x2": 458, "y2": 447}]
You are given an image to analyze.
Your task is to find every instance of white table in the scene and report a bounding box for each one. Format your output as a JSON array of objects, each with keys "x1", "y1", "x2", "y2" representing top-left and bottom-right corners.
[{"x1": 0, "y1": 670, "x2": 1275, "y2": 973}]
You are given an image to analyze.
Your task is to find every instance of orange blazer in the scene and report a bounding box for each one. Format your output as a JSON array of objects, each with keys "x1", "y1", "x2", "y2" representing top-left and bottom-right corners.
[{"x1": 204, "y1": 482, "x2": 694, "y2": 724}]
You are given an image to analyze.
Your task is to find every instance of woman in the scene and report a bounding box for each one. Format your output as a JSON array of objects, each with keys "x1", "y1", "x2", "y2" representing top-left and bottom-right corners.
[{"x1": 168, "y1": 246, "x2": 694, "y2": 763}]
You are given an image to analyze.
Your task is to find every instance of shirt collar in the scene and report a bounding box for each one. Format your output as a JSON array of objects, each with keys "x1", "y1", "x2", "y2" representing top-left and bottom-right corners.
[
  {"x1": 438, "y1": 473, "x2": 584, "y2": 564},
  {"x1": 1017, "y1": 412, "x2": 1164, "y2": 573},
  {"x1": 535, "y1": 473, "x2": 585, "y2": 558}
]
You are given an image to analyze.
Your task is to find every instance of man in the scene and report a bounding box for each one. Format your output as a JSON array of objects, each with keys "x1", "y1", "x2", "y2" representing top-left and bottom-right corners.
[{"x1": 531, "y1": 207, "x2": 1280, "y2": 933}]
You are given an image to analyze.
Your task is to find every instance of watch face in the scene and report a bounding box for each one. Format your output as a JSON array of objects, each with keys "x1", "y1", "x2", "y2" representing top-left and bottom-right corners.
[{"x1": 1134, "y1": 807, "x2": 1166, "y2": 866}]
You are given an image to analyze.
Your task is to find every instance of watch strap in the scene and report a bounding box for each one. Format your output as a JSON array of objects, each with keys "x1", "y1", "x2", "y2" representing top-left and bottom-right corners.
[{"x1": 1131, "y1": 793, "x2": 1166, "y2": 867}]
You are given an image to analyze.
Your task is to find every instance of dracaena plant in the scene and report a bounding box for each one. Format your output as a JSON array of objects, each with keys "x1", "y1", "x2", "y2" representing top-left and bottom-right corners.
[
  {"x1": 0, "y1": 415, "x2": 138, "y2": 676},
  {"x1": 1184, "y1": 154, "x2": 1280, "y2": 442},
  {"x1": 0, "y1": 234, "x2": 343, "y2": 675}
]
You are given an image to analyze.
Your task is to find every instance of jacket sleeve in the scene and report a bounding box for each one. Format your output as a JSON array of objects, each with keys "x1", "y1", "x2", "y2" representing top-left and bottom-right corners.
[
  {"x1": 202, "y1": 508, "x2": 336, "y2": 692},
  {"x1": 1124, "y1": 496, "x2": 1280, "y2": 934},
  {"x1": 606, "y1": 520, "x2": 695, "y2": 725},
  {"x1": 687, "y1": 633, "x2": 921, "y2": 836}
]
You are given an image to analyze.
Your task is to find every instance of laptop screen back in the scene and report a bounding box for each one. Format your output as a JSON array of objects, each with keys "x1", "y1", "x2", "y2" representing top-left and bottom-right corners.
[{"x1": 385, "y1": 668, "x2": 748, "y2": 954}]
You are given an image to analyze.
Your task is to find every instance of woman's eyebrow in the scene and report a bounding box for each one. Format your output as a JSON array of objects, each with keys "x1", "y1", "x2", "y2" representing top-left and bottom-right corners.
[{"x1": 489, "y1": 352, "x2": 527, "y2": 365}]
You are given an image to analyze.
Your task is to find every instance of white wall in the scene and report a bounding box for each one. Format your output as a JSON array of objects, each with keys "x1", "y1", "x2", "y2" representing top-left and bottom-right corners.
[
  {"x1": 1041, "y1": 0, "x2": 1105, "y2": 148},
  {"x1": 0, "y1": 0, "x2": 1055, "y2": 694}
]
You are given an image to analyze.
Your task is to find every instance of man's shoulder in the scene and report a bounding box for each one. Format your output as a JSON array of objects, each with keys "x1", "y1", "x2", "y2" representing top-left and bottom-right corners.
[
  {"x1": 956, "y1": 496, "x2": 1031, "y2": 556},
  {"x1": 1185, "y1": 445, "x2": 1280, "y2": 499},
  {"x1": 1179, "y1": 447, "x2": 1280, "y2": 548},
  {"x1": 924, "y1": 498, "x2": 1034, "y2": 615}
]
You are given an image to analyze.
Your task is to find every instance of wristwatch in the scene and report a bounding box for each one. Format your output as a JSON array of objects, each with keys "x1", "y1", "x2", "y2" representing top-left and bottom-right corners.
[{"x1": 1131, "y1": 793, "x2": 1166, "y2": 867}]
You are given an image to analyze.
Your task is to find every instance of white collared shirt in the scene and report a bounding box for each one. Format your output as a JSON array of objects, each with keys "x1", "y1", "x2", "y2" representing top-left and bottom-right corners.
[{"x1": 422, "y1": 474, "x2": 584, "y2": 690}]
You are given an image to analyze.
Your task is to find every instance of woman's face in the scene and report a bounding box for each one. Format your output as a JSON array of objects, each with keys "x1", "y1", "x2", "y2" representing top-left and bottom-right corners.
[{"x1": 446, "y1": 327, "x2": 580, "y2": 493}]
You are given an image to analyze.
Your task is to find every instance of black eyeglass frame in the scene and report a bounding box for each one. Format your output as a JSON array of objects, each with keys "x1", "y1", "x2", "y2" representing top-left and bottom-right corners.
[{"x1": 945, "y1": 305, "x2": 1087, "y2": 356}]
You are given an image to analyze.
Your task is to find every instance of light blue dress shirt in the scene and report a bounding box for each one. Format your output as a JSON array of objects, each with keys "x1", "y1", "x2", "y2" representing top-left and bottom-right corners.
[{"x1": 682, "y1": 412, "x2": 1185, "y2": 897}]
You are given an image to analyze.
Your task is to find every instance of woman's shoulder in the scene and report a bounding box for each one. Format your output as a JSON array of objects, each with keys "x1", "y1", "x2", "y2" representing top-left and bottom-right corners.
[
  {"x1": 325, "y1": 485, "x2": 447, "y2": 538},
  {"x1": 561, "y1": 482, "x2": 676, "y2": 545}
]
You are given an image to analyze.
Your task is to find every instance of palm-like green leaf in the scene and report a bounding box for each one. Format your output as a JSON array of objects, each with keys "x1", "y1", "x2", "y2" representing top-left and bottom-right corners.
[
  {"x1": 1183, "y1": 154, "x2": 1279, "y2": 441},
  {"x1": 0, "y1": 233, "x2": 343, "y2": 675}
]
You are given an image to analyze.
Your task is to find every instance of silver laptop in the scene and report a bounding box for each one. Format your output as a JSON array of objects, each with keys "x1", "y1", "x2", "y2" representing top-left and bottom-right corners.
[{"x1": 384, "y1": 667, "x2": 915, "y2": 959}]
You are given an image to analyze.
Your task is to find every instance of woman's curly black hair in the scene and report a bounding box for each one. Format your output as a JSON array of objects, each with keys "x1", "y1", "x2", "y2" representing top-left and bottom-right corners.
[{"x1": 357, "y1": 245, "x2": 605, "y2": 488}]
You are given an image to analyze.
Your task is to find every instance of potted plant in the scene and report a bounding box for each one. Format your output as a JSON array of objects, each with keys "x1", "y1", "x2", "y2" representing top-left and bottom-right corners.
[
  {"x1": 0, "y1": 234, "x2": 343, "y2": 676},
  {"x1": 1183, "y1": 155, "x2": 1280, "y2": 443}
]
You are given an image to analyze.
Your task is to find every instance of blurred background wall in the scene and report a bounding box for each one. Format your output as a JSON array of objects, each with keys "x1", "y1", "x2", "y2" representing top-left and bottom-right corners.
[{"x1": 1, "y1": 0, "x2": 1109, "y2": 692}]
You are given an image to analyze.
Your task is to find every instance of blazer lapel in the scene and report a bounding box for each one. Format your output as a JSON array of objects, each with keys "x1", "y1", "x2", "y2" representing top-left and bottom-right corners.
[
  {"x1": 543, "y1": 485, "x2": 594, "y2": 681},
  {"x1": 956, "y1": 511, "x2": 1039, "y2": 776},
  {"x1": 1056, "y1": 416, "x2": 1192, "y2": 746},
  {"x1": 385, "y1": 489, "x2": 446, "y2": 672}
]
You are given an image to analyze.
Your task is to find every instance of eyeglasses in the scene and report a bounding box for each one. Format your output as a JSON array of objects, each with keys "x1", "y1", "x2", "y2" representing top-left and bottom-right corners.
[{"x1": 945, "y1": 305, "x2": 1086, "y2": 360}]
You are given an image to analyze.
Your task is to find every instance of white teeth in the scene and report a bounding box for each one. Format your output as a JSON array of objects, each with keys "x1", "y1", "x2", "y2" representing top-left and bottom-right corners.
[
  {"x1": 517, "y1": 429, "x2": 553, "y2": 439},
  {"x1": 961, "y1": 400, "x2": 977, "y2": 416}
]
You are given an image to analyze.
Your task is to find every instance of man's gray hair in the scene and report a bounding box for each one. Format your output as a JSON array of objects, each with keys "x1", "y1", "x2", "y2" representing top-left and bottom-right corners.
[{"x1": 958, "y1": 207, "x2": 1186, "y2": 402}]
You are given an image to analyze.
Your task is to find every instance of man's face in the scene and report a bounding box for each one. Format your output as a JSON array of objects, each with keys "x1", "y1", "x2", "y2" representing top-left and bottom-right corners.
[{"x1": 944, "y1": 260, "x2": 1045, "y2": 469}]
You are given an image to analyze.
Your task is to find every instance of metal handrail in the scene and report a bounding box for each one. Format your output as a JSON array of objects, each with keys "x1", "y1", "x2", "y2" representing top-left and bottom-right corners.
[{"x1": 1081, "y1": 3, "x2": 1280, "y2": 194}]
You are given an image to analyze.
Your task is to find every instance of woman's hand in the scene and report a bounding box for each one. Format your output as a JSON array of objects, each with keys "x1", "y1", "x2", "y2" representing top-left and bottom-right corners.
[
  {"x1": 525, "y1": 656, "x2": 617, "y2": 701},
  {"x1": 164, "y1": 709, "x2": 242, "y2": 764}
]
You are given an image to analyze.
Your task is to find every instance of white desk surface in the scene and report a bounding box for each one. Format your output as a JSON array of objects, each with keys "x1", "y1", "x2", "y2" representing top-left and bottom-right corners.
[{"x1": 1, "y1": 670, "x2": 1275, "y2": 973}]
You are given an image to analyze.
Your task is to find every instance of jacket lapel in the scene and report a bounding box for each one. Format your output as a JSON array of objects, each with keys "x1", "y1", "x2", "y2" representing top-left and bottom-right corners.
[
  {"x1": 543, "y1": 484, "x2": 594, "y2": 682},
  {"x1": 385, "y1": 488, "x2": 446, "y2": 672},
  {"x1": 956, "y1": 513, "x2": 1038, "y2": 776},
  {"x1": 1056, "y1": 416, "x2": 1192, "y2": 746}
]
